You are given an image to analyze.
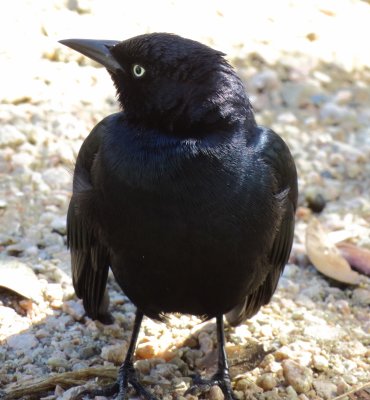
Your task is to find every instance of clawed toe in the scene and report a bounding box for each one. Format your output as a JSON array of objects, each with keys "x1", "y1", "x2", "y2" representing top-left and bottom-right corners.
[
  {"x1": 117, "y1": 361, "x2": 158, "y2": 400},
  {"x1": 76, "y1": 365, "x2": 157, "y2": 400},
  {"x1": 80, "y1": 311, "x2": 158, "y2": 400},
  {"x1": 128, "y1": 371, "x2": 158, "y2": 400},
  {"x1": 77, "y1": 314, "x2": 236, "y2": 400},
  {"x1": 184, "y1": 316, "x2": 237, "y2": 400},
  {"x1": 185, "y1": 373, "x2": 213, "y2": 395},
  {"x1": 76, "y1": 382, "x2": 119, "y2": 399},
  {"x1": 185, "y1": 372, "x2": 236, "y2": 400}
]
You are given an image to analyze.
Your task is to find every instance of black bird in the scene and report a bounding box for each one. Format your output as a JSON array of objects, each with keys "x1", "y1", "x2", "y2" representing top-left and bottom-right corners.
[{"x1": 60, "y1": 33, "x2": 297, "y2": 400}]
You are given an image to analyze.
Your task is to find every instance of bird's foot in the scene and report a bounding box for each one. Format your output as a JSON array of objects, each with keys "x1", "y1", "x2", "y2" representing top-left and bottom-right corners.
[
  {"x1": 77, "y1": 382, "x2": 118, "y2": 400},
  {"x1": 185, "y1": 371, "x2": 237, "y2": 400},
  {"x1": 121, "y1": 362, "x2": 158, "y2": 400},
  {"x1": 78, "y1": 362, "x2": 158, "y2": 400}
]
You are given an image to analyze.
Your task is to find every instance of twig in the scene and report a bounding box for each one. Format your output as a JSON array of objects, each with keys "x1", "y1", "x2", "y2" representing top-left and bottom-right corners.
[
  {"x1": 332, "y1": 382, "x2": 370, "y2": 400},
  {"x1": 1, "y1": 366, "x2": 118, "y2": 400}
]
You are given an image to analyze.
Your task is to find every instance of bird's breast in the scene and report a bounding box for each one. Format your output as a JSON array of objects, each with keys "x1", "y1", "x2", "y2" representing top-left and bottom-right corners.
[{"x1": 96, "y1": 125, "x2": 278, "y2": 318}]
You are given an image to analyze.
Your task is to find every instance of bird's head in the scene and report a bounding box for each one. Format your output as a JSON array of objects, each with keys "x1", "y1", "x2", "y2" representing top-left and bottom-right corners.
[{"x1": 60, "y1": 33, "x2": 254, "y2": 136}]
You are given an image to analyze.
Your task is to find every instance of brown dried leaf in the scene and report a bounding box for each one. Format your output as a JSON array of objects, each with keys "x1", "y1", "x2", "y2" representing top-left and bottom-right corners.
[
  {"x1": 305, "y1": 218, "x2": 362, "y2": 285},
  {"x1": 337, "y1": 242, "x2": 370, "y2": 277}
]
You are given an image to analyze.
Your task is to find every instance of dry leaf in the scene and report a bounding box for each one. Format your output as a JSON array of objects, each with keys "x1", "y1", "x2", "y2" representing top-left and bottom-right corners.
[
  {"x1": 305, "y1": 218, "x2": 362, "y2": 285},
  {"x1": 0, "y1": 258, "x2": 43, "y2": 302},
  {"x1": 337, "y1": 242, "x2": 370, "y2": 277}
]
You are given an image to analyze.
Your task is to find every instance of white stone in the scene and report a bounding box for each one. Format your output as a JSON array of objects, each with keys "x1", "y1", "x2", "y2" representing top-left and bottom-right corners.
[{"x1": 7, "y1": 333, "x2": 38, "y2": 351}]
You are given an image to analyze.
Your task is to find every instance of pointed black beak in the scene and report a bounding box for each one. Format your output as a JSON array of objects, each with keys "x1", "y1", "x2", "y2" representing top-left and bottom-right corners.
[{"x1": 59, "y1": 39, "x2": 123, "y2": 73}]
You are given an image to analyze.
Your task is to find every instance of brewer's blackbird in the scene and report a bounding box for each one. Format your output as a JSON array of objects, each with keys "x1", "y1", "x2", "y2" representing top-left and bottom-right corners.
[{"x1": 60, "y1": 33, "x2": 298, "y2": 400}]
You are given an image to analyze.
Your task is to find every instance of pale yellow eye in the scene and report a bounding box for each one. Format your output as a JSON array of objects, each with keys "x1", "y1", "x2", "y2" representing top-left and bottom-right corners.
[{"x1": 132, "y1": 64, "x2": 146, "y2": 78}]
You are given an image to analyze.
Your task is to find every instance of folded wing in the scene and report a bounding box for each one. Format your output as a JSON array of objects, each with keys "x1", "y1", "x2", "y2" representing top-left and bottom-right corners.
[
  {"x1": 227, "y1": 127, "x2": 298, "y2": 326},
  {"x1": 67, "y1": 116, "x2": 116, "y2": 324}
]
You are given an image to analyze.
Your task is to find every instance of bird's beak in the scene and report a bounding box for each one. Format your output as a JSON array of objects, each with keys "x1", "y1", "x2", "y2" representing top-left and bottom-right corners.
[{"x1": 59, "y1": 39, "x2": 123, "y2": 73}]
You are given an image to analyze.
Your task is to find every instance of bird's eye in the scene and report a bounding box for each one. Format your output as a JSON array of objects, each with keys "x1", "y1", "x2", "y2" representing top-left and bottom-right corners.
[{"x1": 132, "y1": 64, "x2": 146, "y2": 78}]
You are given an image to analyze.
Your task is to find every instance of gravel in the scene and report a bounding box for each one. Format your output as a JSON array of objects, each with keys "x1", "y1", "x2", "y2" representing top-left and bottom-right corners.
[{"x1": 1, "y1": 1, "x2": 370, "y2": 399}]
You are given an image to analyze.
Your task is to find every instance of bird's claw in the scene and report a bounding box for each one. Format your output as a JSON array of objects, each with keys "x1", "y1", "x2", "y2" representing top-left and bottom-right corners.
[
  {"x1": 76, "y1": 383, "x2": 119, "y2": 400},
  {"x1": 185, "y1": 373, "x2": 213, "y2": 395},
  {"x1": 122, "y1": 363, "x2": 158, "y2": 400},
  {"x1": 77, "y1": 363, "x2": 158, "y2": 400},
  {"x1": 185, "y1": 372, "x2": 237, "y2": 400}
]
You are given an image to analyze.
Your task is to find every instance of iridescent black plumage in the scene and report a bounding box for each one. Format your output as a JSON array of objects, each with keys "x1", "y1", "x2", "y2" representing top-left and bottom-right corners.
[{"x1": 62, "y1": 33, "x2": 297, "y2": 400}]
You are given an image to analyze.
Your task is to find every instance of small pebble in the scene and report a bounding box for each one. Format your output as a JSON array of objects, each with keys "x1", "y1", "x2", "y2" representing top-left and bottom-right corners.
[
  {"x1": 184, "y1": 395, "x2": 198, "y2": 400},
  {"x1": 249, "y1": 69, "x2": 280, "y2": 91},
  {"x1": 282, "y1": 360, "x2": 313, "y2": 394},
  {"x1": 352, "y1": 288, "x2": 370, "y2": 306},
  {"x1": 101, "y1": 342, "x2": 127, "y2": 365},
  {"x1": 312, "y1": 354, "x2": 328, "y2": 371},
  {"x1": 336, "y1": 378, "x2": 351, "y2": 395},
  {"x1": 135, "y1": 359, "x2": 152, "y2": 374},
  {"x1": 335, "y1": 300, "x2": 351, "y2": 316},
  {"x1": 198, "y1": 331, "x2": 213, "y2": 354},
  {"x1": 343, "y1": 374, "x2": 358, "y2": 385},
  {"x1": 320, "y1": 102, "x2": 356, "y2": 124},
  {"x1": 281, "y1": 82, "x2": 318, "y2": 108},
  {"x1": 50, "y1": 216, "x2": 67, "y2": 235},
  {"x1": 285, "y1": 385, "x2": 298, "y2": 399},
  {"x1": 59, "y1": 384, "x2": 95, "y2": 400},
  {"x1": 47, "y1": 356, "x2": 68, "y2": 369},
  {"x1": 7, "y1": 333, "x2": 38, "y2": 351},
  {"x1": 72, "y1": 362, "x2": 88, "y2": 371},
  {"x1": 256, "y1": 373, "x2": 277, "y2": 391},
  {"x1": 0, "y1": 199, "x2": 8, "y2": 208},
  {"x1": 45, "y1": 283, "x2": 64, "y2": 301},
  {"x1": 62, "y1": 300, "x2": 85, "y2": 321},
  {"x1": 79, "y1": 345, "x2": 100, "y2": 360},
  {"x1": 207, "y1": 385, "x2": 224, "y2": 400},
  {"x1": 305, "y1": 192, "x2": 326, "y2": 213},
  {"x1": 0, "y1": 126, "x2": 26, "y2": 148},
  {"x1": 54, "y1": 384, "x2": 64, "y2": 397},
  {"x1": 313, "y1": 380, "x2": 337, "y2": 399},
  {"x1": 136, "y1": 342, "x2": 157, "y2": 359}
]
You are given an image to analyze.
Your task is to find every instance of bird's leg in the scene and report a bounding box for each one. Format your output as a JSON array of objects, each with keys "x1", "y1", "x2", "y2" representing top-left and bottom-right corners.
[
  {"x1": 185, "y1": 315, "x2": 237, "y2": 400},
  {"x1": 117, "y1": 311, "x2": 158, "y2": 399},
  {"x1": 80, "y1": 310, "x2": 157, "y2": 400},
  {"x1": 212, "y1": 315, "x2": 236, "y2": 399}
]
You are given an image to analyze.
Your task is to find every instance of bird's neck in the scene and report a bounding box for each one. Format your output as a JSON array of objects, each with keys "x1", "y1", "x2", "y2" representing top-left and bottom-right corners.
[
  {"x1": 122, "y1": 66, "x2": 256, "y2": 138},
  {"x1": 172, "y1": 65, "x2": 256, "y2": 137}
]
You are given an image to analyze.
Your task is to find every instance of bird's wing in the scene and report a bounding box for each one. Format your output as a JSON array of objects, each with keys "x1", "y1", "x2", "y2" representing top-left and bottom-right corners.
[
  {"x1": 227, "y1": 127, "x2": 298, "y2": 326},
  {"x1": 67, "y1": 115, "x2": 118, "y2": 324}
]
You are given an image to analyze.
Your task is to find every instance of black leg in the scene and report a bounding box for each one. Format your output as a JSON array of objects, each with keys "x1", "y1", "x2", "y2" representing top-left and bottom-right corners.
[
  {"x1": 185, "y1": 315, "x2": 236, "y2": 399},
  {"x1": 213, "y1": 315, "x2": 235, "y2": 398},
  {"x1": 79, "y1": 310, "x2": 158, "y2": 400},
  {"x1": 115, "y1": 310, "x2": 157, "y2": 399}
]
